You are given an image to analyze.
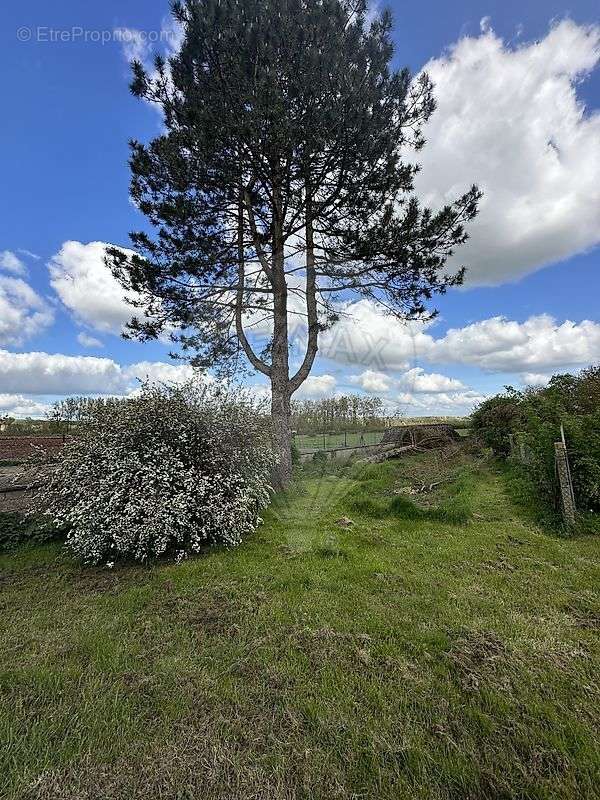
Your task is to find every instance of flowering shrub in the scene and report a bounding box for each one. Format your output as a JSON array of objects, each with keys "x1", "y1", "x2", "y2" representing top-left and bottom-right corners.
[{"x1": 27, "y1": 383, "x2": 276, "y2": 564}]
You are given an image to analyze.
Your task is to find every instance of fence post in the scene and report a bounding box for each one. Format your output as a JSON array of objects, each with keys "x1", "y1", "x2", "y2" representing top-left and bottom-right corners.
[
  {"x1": 345, "y1": 430, "x2": 347, "y2": 448},
  {"x1": 554, "y1": 440, "x2": 576, "y2": 528}
]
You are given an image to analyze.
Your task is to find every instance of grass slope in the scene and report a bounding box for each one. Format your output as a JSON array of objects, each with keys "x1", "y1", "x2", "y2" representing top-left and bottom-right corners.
[{"x1": 0, "y1": 455, "x2": 599, "y2": 799}]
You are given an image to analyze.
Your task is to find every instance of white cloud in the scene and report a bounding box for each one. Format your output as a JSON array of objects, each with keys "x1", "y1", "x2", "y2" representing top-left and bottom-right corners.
[
  {"x1": 319, "y1": 300, "x2": 433, "y2": 371},
  {"x1": 430, "y1": 315, "x2": 600, "y2": 372},
  {"x1": 77, "y1": 332, "x2": 104, "y2": 349},
  {"x1": 399, "y1": 367, "x2": 466, "y2": 393},
  {"x1": 293, "y1": 374, "x2": 336, "y2": 398},
  {"x1": 395, "y1": 389, "x2": 486, "y2": 414},
  {"x1": 321, "y1": 300, "x2": 600, "y2": 376},
  {"x1": 48, "y1": 241, "x2": 141, "y2": 335},
  {"x1": 520, "y1": 372, "x2": 552, "y2": 387},
  {"x1": 0, "y1": 394, "x2": 51, "y2": 419},
  {"x1": 123, "y1": 360, "x2": 197, "y2": 389},
  {"x1": 0, "y1": 277, "x2": 54, "y2": 347},
  {"x1": 0, "y1": 350, "x2": 198, "y2": 396},
  {"x1": 48, "y1": 241, "x2": 174, "y2": 342},
  {"x1": 415, "y1": 19, "x2": 600, "y2": 284},
  {"x1": 0, "y1": 250, "x2": 27, "y2": 276},
  {"x1": 115, "y1": 17, "x2": 184, "y2": 65},
  {"x1": 115, "y1": 17, "x2": 185, "y2": 117},
  {"x1": 114, "y1": 27, "x2": 153, "y2": 64},
  {"x1": 349, "y1": 369, "x2": 392, "y2": 393},
  {"x1": 0, "y1": 351, "x2": 126, "y2": 395},
  {"x1": 18, "y1": 249, "x2": 41, "y2": 261},
  {"x1": 479, "y1": 16, "x2": 492, "y2": 34},
  {"x1": 348, "y1": 367, "x2": 474, "y2": 415},
  {"x1": 350, "y1": 367, "x2": 464, "y2": 394}
]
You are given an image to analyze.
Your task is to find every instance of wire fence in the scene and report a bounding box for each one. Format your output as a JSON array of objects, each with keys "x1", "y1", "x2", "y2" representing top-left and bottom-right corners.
[{"x1": 293, "y1": 429, "x2": 386, "y2": 453}]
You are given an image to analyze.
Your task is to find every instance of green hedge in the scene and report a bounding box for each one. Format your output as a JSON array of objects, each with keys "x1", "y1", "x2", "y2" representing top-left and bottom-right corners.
[
  {"x1": 0, "y1": 513, "x2": 61, "y2": 552},
  {"x1": 471, "y1": 367, "x2": 600, "y2": 514}
]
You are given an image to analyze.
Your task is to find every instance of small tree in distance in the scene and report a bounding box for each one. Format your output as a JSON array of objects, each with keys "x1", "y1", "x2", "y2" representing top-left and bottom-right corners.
[{"x1": 108, "y1": 0, "x2": 480, "y2": 487}]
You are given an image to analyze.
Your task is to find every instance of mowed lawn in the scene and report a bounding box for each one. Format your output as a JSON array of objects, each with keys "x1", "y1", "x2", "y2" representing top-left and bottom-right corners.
[{"x1": 1, "y1": 455, "x2": 599, "y2": 799}]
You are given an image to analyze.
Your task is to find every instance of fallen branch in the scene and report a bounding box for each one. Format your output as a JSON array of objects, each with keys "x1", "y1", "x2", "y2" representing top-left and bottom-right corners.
[
  {"x1": 359, "y1": 445, "x2": 418, "y2": 464},
  {"x1": 414, "y1": 478, "x2": 453, "y2": 494},
  {"x1": 0, "y1": 483, "x2": 39, "y2": 495}
]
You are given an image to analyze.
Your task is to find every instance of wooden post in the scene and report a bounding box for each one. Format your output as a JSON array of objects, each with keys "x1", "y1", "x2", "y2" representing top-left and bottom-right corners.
[
  {"x1": 554, "y1": 440, "x2": 576, "y2": 527},
  {"x1": 508, "y1": 433, "x2": 515, "y2": 458}
]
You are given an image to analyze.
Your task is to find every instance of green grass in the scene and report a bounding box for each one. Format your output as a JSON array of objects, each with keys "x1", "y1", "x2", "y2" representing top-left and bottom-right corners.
[
  {"x1": 345, "y1": 457, "x2": 476, "y2": 525},
  {"x1": 1, "y1": 453, "x2": 599, "y2": 799}
]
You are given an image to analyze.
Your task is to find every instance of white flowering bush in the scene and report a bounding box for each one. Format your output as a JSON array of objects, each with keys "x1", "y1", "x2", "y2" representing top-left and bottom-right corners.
[{"x1": 27, "y1": 383, "x2": 276, "y2": 564}]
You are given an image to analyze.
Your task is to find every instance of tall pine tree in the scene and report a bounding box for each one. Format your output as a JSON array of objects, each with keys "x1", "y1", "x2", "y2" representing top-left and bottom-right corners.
[{"x1": 108, "y1": 0, "x2": 480, "y2": 486}]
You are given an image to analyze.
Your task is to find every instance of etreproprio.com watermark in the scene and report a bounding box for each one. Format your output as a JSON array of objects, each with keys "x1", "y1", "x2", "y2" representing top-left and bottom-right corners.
[{"x1": 16, "y1": 26, "x2": 176, "y2": 46}]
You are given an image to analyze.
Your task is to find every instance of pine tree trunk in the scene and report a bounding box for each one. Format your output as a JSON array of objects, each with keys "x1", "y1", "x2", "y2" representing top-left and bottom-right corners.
[
  {"x1": 271, "y1": 376, "x2": 292, "y2": 489},
  {"x1": 270, "y1": 192, "x2": 292, "y2": 489}
]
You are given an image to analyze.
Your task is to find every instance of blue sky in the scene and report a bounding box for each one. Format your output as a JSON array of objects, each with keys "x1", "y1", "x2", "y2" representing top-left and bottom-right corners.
[{"x1": 1, "y1": 0, "x2": 599, "y2": 418}]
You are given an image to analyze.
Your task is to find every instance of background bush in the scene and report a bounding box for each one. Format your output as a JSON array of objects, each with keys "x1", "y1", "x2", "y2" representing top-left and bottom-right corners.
[
  {"x1": 26, "y1": 383, "x2": 276, "y2": 564},
  {"x1": 0, "y1": 512, "x2": 61, "y2": 552},
  {"x1": 471, "y1": 366, "x2": 600, "y2": 514},
  {"x1": 470, "y1": 392, "x2": 523, "y2": 456}
]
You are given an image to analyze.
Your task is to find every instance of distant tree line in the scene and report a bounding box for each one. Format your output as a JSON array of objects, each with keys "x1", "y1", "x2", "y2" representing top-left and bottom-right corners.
[
  {"x1": 0, "y1": 417, "x2": 61, "y2": 436},
  {"x1": 1, "y1": 399, "x2": 140, "y2": 437},
  {"x1": 290, "y1": 395, "x2": 393, "y2": 434}
]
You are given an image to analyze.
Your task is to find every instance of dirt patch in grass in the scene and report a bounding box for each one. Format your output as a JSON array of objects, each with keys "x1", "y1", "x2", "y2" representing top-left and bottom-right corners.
[
  {"x1": 22, "y1": 720, "x2": 312, "y2": 800},
  {"x1": 563, "y1": 599, "x2": 600, "y2": 630},
  {"x1": 291, "y1": 625, "x2": 374, "y2": 663},
  {"x1": 23, "y1": 670, "x2": 367, "y2": 800},
  {"x1": 445, "y1": 628, "x2": 510, "y2": 692},
  {"x1": 152, "y1": 584, "x2": 271, "y2": 640},
  {"x1": 70, "y1": 569, "x2": 130, "y2": 594},
  {"x1": 480, "y1": 555, "x2": 517, "y2": 573},
  {"x1": 446, "y1": 626, "x2": 593, "y2": 698}
]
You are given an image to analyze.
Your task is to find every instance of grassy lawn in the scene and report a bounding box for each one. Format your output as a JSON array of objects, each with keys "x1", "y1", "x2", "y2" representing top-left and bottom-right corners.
[{"x1": 1, "y1": 453, "x2": 599, "y2": 799}]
